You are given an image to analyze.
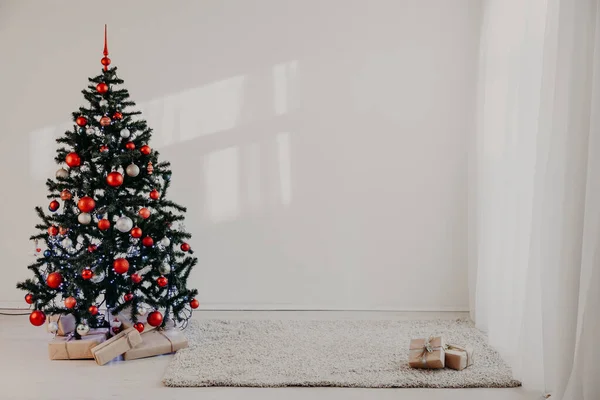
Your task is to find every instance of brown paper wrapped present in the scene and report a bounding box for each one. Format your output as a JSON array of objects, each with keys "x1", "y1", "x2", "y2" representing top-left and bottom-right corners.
[
  {"x1": 47, "y1": 314, "x2": 76, "y2": 336},
  {"x1": 48, "y1": 329, "x2": 108, "y2": 360},
  {"x1": 123, "y1": 329, "x2": 188, "y2": 360},
  {"x1": 445, "y1": 344, "x2": 474, "y2": 371},
  {"x1": 91, "y1": 327, "x2": 143, "y2": 366},
  {"x1": 408, "y1": 336, "x2": 446, "y2": 369}
]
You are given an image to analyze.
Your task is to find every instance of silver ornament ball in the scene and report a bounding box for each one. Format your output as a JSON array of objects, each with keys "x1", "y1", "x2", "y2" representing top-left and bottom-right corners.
[
  {"x1": 90, "y1": 271, "x2": 105, "y2": 283},
  {"x1": 78, "y1": 213, "x2": 92, "y2": 225},
  {"x1": 86, "y1": 127, "x2": 95, "y2": 135},
  {"x1": 120, "y1": 128, "x2": 131, "y2": 138},
  {"x1": 61, "y1": 238, "x2": 73, "y2": 249},
  {"x1": 159, "y1": 237, "x2": 171, "y2": 247},
  {"x1": 125, "y1": 163, "x2": 140, "y2": 177},
  {"x1": 47, "y1": 321, "x2": 59, "y2": 334},
  {"x1": 159, "y1": 262, "x2": 171, "y2": 275},
  {"x1": 56, "y1": 168, "x2": 69, "y2": 179},
  {"x1": 115, "y1": 216, "x2": 134, "y2": 233},
  {"x1": 76, "y1": 323, "x2": 90, "y2": 336}
]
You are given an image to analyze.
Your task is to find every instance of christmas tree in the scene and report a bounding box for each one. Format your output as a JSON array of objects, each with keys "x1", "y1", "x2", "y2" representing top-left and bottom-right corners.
[{"x1": 16, "y1": 26, "x2": 199, "y2": 337}]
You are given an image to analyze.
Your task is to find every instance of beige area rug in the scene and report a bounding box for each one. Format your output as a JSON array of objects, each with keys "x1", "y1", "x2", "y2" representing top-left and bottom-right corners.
[{"x1": 162, "y1": 319, "x2": 521, "y2": 388}]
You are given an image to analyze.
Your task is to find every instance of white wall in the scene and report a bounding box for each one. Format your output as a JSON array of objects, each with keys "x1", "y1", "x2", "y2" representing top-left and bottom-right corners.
[{"x1": 0, "y1": 0, "x2": 480, "y2": 310}]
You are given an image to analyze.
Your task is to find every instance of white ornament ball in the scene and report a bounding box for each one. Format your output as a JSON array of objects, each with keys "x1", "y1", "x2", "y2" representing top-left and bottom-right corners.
[
  {"x1": 86, "y1": 127, "x2": 95, "y2": 135},
  {"x1": 160, "y1": 237, "x2": 171, "y2": 247},
  {"x1": 56, "y1": 168, "x2": 69, "y2": 179},
  {"x1": 91, "y1": 271, "x2": 105, "y2": 283},
  {"x1": 137, "y1": 306, "x2": 147, "y2": 316},
  {"x1": 78, "y1": 213, "x2": 92, "y2": 225},
  {"x1": 47, "y1": 321, "x2": 59, "y2": 334},
  {"x1": 120, "y1": 128, "x2": 130, "y2": 138},
  {"x1": 110, "y1": 319, "x2": 122, "y2": 328},
  {"x1": 125, "y1": 164, "x2": 140, "y2": 177},
  {"x1": 159, "y1": 262, "x2": 171, "y2": 274},
  {"x1": 76, "y1": 323, "x2": 90, "y2": 336},
  {"x1": 99, "y1": 100, "x2": 108, "y2": 108},
  {"x1": 62, "y1": 238, "x2": 73, "y2": 249},
  {"x1": 115, "y1": 216, "x2": 134, "y2": 233}
]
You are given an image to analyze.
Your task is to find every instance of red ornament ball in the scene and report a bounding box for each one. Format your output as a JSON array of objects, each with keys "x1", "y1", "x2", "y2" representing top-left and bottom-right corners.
[
  {"x1": 76, "y1": 116, "x2": 88, "y2": 127},
  {"x1": 106, "y1": 171, "x2": 124, "y2": 187},
  {"x1": 100, "y1": 145, "x2": 109, "y2": 153},
  {"x1": 140, "y1": 145, "x2": 151, "y2": 155},
  {"x1": 190, "y1": 299, "x2": 200, "y2": 309},
  {"x1": 113, "y1": 258, "x2": 129, "y2": 274},
  {"x1": 49, "y1": 200, "x2": 60, "y2": 212},
  {"x1": 48, "y1": 226, "x2": 59, "y2": 236},
  {"x1": 125, "y1": 142, "x2": 136, "y2": 150},
  {"x1": 59, "y1": 226, "x2": 69, "y2": 236},
  {"x1": 113, "y1": 111, "x2": 123, "y2": 120},
  {"x1": 149, "y1": 189, "x2": 160, "y2": 200},
  {"x1": 142, "y1": 236, "x2": 154, "y2": 247},
  {"x1": 130, "y1": 227, "x2": 142, "y2": 238},
  {"x1": 64, "y1": 296, "x2": 77, "y2": 309},
  {"x1": 133, "y1": 322, "x2": 145, "y2": 333},
  {"x1": 124, "y1": 293, "x2": 134, "y2": 302},
  {"x1": 180, "y1": 243, "x2": 191, "y2": 252},
  {"x1": 98, "y1": 219, "x2": 111, "y2": 231},
  {"x1": 157, "y1": 276, "x2": 168, "y2": 287},
  {"x1": 65, "y1": 152, "x2": 81, "y2": 167},
  {"x1": 25, "y1": 294, "x2": 34, "y2": 305},
  {"x1": 88, "y1": 305, "x2": 99, "y2": 316},
  {"x1": 46, "y1": 272, "x2": 62, "y2": 289},
  {"x1": 96, "y1": 82, "x2": 109, "y2": 94},
  {"x1": 101, "y1": 56, "x2": 111, "y2": 67},
  {"x1": 87, "y1": 244, "x2": 97, "y2": 253},
  {"x1": 60, "y1": 189, "x2": 72, "y2": 200},
  {"x1": 131, "y1": 273, "x2": 142, "y2": 284},
  {"x1": 100, "y1": 116, "x2": 112, "y2": 126},
  {"x1": 138, "y1": 208, "x2": 151, "y2": 219},
  {"x1": 147, "y1": 311, "x2": 163, "y2": 327},
  {"x1": 29, "y1": 310, "x2": 46, "y2": 326},
  {"x1": 81, "y1": 268, "x2": 93, "y2": 280},
  {"x1": 77, "y1": 196, "x2": 96, "y2": 213}
]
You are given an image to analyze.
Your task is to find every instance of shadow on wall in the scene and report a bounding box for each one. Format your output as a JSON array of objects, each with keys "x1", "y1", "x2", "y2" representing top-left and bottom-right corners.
[{"x1": 23, "y1": 0, "x2": 472, "y2": 309}]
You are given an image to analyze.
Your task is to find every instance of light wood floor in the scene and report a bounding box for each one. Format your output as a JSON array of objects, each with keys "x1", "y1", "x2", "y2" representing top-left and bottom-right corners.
[{"x1": 0, "y1": 311, "x2": 540, "y2": 400}]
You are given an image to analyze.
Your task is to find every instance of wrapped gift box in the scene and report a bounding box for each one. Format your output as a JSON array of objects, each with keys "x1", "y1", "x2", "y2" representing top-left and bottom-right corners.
[
  {"x1": 445, "y1": 344, "x2": 474, "y2": 371},
  {"x1": 47, "y1": 314, "x2": 76, "y2": 336},
  {"x1": 408, "y1": 336, "x2": 446, "y2": 369},
  {"x1": 123, "y1": 329, "x2": 187, "y2": 360},
  {"x1": 91, "y1": 327, "x2": 143, "y2": 366},
  {"x1": 48, "y1": 329, "x2": 108, "y2": 360}
]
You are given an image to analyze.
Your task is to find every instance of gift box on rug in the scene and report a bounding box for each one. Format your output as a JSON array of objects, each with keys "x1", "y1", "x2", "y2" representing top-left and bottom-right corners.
[
  {"x1": 48, "y1": 329, "x2": 108, "y2": 360},
  {"x1": 408, "y1": 336, "x2": 446, "y2": 369},
  {"x1": 445, "y1": 344, "x2": 474, "y2": 371},
  {"x1": 47, "y1": 314, "x2": 76, "y2": 336},
  {"x1": 91, "y1": 327, "x2": 143, "y2": 366},
  {"x1": 123, "y1": 329, "x2": 188, "y2": 360}
]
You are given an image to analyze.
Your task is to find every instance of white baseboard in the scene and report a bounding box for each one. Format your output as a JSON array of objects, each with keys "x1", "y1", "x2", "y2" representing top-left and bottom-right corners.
[{"x1": 0, "y1": 301, "x2": 468, "y2": 312}]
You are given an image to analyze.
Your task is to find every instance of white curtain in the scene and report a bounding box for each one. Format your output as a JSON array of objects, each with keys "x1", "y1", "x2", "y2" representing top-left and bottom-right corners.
[{"x1": 472, "y1": 0, "x2": 600, "y2": 398}]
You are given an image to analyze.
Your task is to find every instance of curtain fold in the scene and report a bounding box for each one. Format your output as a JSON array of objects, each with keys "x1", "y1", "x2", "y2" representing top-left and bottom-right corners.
[{"x1": 472, "y1": 0, "x2": 600, "y2": 398}]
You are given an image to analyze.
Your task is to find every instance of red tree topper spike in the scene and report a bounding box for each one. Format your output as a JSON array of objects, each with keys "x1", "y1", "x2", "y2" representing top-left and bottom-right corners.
[{"x1": 101, "y1": 24, "x2": 111, "y2": 71}]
